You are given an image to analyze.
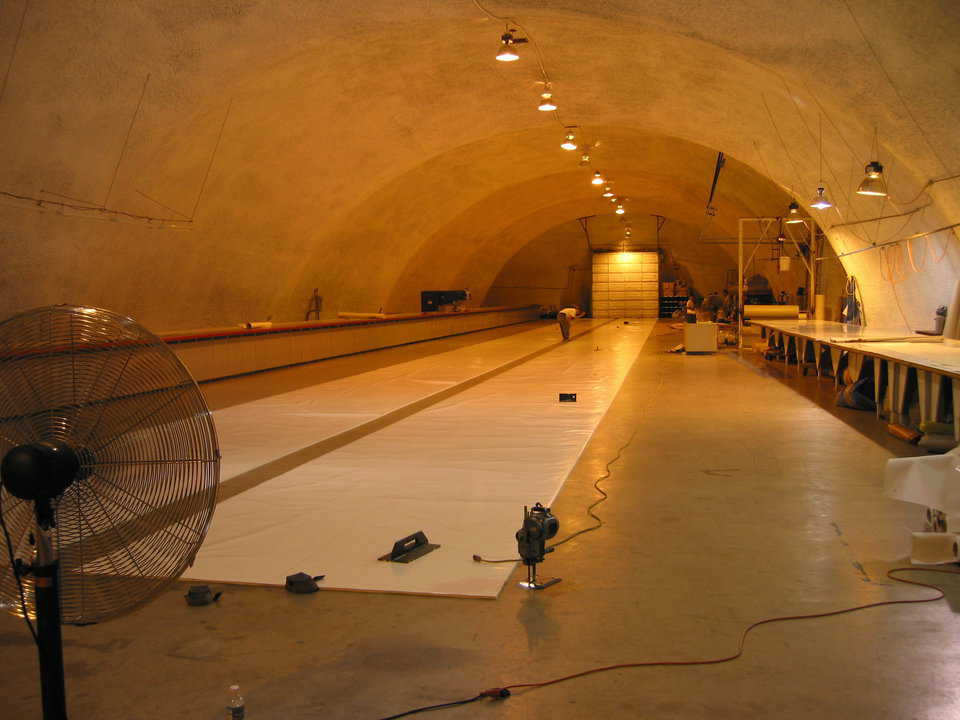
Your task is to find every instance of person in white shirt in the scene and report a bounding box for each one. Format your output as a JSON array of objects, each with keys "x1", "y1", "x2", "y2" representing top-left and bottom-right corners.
[{"x1": 557, "y1": 306, "x2": 584, "y2": 341}]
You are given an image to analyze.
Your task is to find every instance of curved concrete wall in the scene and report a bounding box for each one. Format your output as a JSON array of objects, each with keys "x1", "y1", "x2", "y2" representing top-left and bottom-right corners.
[{"x1": 0, "y1": 1, "x2": 956, "y2": 331}]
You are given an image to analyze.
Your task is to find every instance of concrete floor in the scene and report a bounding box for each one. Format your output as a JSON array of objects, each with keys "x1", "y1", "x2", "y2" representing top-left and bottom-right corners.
[{"x1": 2, "y1": 320, "x2": 959, "y2": 719}]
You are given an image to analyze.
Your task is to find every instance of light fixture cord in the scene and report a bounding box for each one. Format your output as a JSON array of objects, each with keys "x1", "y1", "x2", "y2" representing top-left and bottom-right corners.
[
  {"x1": 473, "y1": 0, "x2": 569, "y2": 130},
  {"x1": 818, "y1": 114, "x2": 823, "y2": 184}
]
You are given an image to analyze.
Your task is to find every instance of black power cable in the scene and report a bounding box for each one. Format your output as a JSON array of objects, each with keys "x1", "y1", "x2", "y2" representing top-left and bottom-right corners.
[
  {"x1": 0, "y1": 489, "x2": 38, "y2": 645},
  {"x1": 378, "y1": 689, "x2": 509, "y2": 719},
  {"x1": 376, "y1": 568, "x2": 956, "y2": 718},
  {"x1": 472, "y1": 428, "x2": 638, "y2": 563}
]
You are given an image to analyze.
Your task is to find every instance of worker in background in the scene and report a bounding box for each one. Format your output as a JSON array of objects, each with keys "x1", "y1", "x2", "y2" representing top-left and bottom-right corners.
[
  {"x1": 702, "y1": 291, "x2": 722, "y2": 321},
  {"x1": 557, "y1": 305, "x2": 584, "y2": 341},
  {"x1": 685, "y1": 296, "x2": 697, "y2": 324},
  {"x1": 719, "y1": 289, "x2": 734, "y2": 322}
]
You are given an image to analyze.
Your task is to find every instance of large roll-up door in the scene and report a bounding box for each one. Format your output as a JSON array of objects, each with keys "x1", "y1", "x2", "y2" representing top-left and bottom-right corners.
[{"x1": 592, "y1": 251, "x2": 659, "y2": 318}]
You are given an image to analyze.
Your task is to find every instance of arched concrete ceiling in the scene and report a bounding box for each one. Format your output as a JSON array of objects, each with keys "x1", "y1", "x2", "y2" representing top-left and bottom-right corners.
[{"x1": 0, "y1": 1, "x2": 957, "y2": 330}]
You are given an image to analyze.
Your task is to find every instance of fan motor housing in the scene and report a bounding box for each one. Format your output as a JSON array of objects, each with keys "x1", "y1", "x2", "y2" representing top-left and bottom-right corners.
[{"x1": 1, "y1": 442, "x2": 79, "y2": 501}]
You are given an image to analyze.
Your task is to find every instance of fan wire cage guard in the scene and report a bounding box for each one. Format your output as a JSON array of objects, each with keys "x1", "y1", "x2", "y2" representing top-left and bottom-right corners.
[{"x1": 0, "y1": 306, "x2": 220, "y2": 625}]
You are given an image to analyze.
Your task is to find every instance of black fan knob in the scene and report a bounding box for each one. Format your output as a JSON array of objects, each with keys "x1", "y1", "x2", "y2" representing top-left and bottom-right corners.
[{"x1": 1, "y1": 442, "x2": 80, "y2": 501}]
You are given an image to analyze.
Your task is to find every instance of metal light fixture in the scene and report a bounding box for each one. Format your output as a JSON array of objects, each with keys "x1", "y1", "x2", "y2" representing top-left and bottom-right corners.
[
  {"x1": 810, "y1": 115, "x2": 832, "y2": 210},
  {"x1": 856, "y1": 161, "x2": 887, "y2": 197},
  {"x1": 601, "y1": 185, "x2": 614, "y2": 198},
  {"x1": 537, "y1": 83, "x2": 557, "y2": 111},
  {"x1": 496, "y1": 29, "x2": 526, "y2": 62},
  {"x1": 856, "y1": 126, "x2": 887, "y2": 197},
  {"x1": 810, "y1": 187, "x2": 832, "y2": 210},
  {"x1": 785, "y1": 201, "x2": 804, "y2": 224},
  {"x1": 591, "y1": 171, "x2": 605, "y2": 186},
  {"x1": 560, "y1": 131, "x2": 578, "y2": 151},
  {"x1": 579, "y1": 152, "x2": 591, "y2": 166},
  {"x1": 615, "y1": 202, "x2": 625, "y2": 215}
]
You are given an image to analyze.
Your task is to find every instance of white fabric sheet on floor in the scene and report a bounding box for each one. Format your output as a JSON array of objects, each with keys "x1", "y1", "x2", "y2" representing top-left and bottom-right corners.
[
  {"x1": 213, "y1": 321, "x2": 596, "y2": 481},
  {"x1": 186, "y1": 319, "x2": 655, "y2": 597},
  {"x1": 885, "y1": 446, "x2": 960, "y2": 517}
]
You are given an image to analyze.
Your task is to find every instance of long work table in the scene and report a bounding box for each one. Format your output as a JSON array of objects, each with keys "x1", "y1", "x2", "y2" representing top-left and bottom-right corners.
[{"x1": 751, "y1": 319, "x2": 960, "y2": 441}]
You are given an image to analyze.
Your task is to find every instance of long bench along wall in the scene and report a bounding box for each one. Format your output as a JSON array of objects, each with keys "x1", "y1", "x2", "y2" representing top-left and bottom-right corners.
[{"x1": 163, "y1": 306, "x2": 540, "y2": 383}]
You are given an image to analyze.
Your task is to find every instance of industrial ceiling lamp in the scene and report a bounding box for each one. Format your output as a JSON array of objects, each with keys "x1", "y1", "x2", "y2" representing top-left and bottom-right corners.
[
  {"x1": 810, "y1": 115, "x2": 832, "y2": 210},
  {"x1": 591, "y1": 171, "x2": 605, "y2": 186},
  {"x1": 784, "y1": 201, "x2": 804, "y2": 224},
  {"x1": 579, "y1": 152, "x2": 591, "y2": 166},
  {"x1": 560, "y1": 130, "x2": 578, "y2": 151},
  {"x1": 615, "y1": 202, "x2": 626, "y2": 215},
  {"x1": 537, "y1": 83, "x2": 557, "y2": 111},
  {"x1": 496, "y1": 28, "x2": 527, "y2": 62},
  {"x1": 601, "y1": 184, "x2": 614, "y2": 198},
  {"x1": 856, "y1": 126, "x2": 887, "y2": 197},
  {"x1": 857, "y1": 161, "x2": 887, "y2": 197},
  {"x1": 810, "y1": 187, "x2": 832, "y2": 210}
]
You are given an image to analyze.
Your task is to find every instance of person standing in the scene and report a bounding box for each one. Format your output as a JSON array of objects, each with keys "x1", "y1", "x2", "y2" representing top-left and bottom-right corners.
[
  {"x1": 557, "y1": 306, "x2": 584, "y2": 341},
  {"x1": 685, "y1": 296, "x2": 697, "y2": 324}
]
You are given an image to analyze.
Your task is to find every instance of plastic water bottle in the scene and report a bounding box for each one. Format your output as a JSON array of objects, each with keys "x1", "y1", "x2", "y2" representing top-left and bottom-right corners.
[{"x1": 225, "y1": 684, "x2": 245, "y2": 719}]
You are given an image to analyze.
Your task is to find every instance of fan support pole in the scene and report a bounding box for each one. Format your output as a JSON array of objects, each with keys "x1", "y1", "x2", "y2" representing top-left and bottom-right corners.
[
  {"x1": 2, "y1": 443, "x2": 77, "y2": 720},
  {"x1": 35, "y1": 526, "x2": 67, "y2": 720}
]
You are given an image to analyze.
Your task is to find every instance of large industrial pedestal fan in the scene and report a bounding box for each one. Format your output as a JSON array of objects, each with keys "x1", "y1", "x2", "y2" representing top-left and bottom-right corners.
[{"x1": 0, "y1": 305, "x2": 220, "y2": 719}]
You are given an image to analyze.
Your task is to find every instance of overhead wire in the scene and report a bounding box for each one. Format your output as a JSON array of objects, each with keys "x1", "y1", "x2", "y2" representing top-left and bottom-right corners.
[{"x1": 0, "y1": 190, "x2": 189, "y2": 225}]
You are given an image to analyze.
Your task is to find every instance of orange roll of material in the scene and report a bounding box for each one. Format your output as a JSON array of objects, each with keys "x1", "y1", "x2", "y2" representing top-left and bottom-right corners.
[
  {"x1": 743, "y1": 304, "x2": 799, "y2": 319},
  {"x1": 888, "y1": 423, "x2": 922, "y2": 444}
]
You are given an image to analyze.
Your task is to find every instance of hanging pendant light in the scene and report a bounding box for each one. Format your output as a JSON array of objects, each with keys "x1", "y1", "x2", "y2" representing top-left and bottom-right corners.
[
  {"x1": 810, "y1": 187, "x2": 832, "y2": 210},
  {"x1": 537, "y1": 83, "x2": 557, "y2": 111},
  {"x1": 856, "y1": 126, "x2": 887, "y2": 197},
  {"x1": 601, "y1": 185, "x2": 614, "y2": 198},
  {"x1": 856, "y1": 161, "x2": 887, "y2": 196},
  {"x1": 560, "y1": 131, "x2": 578, "y2": 151},
  {"x1": 784, "y1": 201, "x2": 804, "y2": 224},
  {"x1": 579, "y1": 152, "x2": 591, "y2": 166},
  {"x1": 615, "y1": 202, "x2": 625, "y2": 215},
  {"x1": 591, "y1": 171, "x2": 605, "y2": 186},
  {"x1": 810, "y1": 116, "x2": 832, "y2": 210},
  {"x1": 496, "y1": 30, "x2": 524, "y2": 62}
]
